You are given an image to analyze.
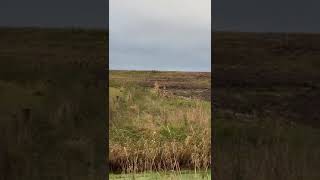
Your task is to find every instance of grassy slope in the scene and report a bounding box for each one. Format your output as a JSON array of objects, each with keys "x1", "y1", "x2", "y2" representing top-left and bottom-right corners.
[
  {"x1": 109, "y1": 71, "x2": 211, "y2": 174},
  {"x1": 213, "y1": 32, "x2": 320, "y2": 180},
  {"x1": 0, "y1": 28, "x2": 107, "y2": 179}
]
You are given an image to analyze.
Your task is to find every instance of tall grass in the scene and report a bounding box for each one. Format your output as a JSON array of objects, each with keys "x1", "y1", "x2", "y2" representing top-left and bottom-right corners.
[
  {"x1": 215, "y1": 114, "x2": 320, "y2": 180},
  {"x1": 109, "y1": 83, "x2": 211, "y2": 174},
  {"x1": 0, "y1": 80, "x2": 106, "y2": 179}
]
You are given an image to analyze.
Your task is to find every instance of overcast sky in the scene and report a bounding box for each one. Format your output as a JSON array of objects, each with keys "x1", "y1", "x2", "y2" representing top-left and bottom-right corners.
[
  {"x1": 213, "y1": 0, "x2": 320, "y2": 32},
  {"x1": 0, "y1": 0, "x2": 107, "y2": 29},
  {"x1": 2, "y1": 0, "x2": 320, "y2": 71},
  {"x1": 109, "y1": 0, "x2": 211, "y2": 72},
  {"x1": 1, "y1": 0, "x2": 319, "y2": 32}
]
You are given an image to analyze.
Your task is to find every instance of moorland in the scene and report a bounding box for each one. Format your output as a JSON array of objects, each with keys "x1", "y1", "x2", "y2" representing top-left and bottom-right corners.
[
  {"x1": 213, "y1": 32, "x2": 320, "y2": 180},
  {"x1": 109, "y1": 70, "x2": 211, "y2": 179},
  {"x1": 0, "y1": 28, "x2": 107, "y2": 180}
]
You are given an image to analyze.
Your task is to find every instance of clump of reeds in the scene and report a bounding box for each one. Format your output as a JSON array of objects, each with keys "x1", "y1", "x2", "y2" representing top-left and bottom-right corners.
[{"x1": 152, "y1": 81, "x2": 173, "y2": 98}]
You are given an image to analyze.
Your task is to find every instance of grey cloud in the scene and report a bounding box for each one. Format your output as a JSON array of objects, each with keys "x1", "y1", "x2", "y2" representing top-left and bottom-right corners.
[
  {"x1": 0, "y1": 0, "x2": 107, "y2": 28},
  {"x1": 213, "y1": 0, "x2": 320, "y2": 32},
  {"x1": 110, "y1": 0, "x2": 211, "y2": 72}
]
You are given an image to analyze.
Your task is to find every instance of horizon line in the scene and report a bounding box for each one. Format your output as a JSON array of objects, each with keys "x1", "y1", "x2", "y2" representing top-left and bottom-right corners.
[
  {"x1": 0, "y1": 25, "x2": 108, "y2": 31},
  {"x1": 109, "y1": 69, "x2": 211, "y2": 73},
  {"x1": 213, "y1": 29, "x2": 320, "y2": 34},
  {"x1": 3, "y1": 26, "x2": 320, "y2": 34}
]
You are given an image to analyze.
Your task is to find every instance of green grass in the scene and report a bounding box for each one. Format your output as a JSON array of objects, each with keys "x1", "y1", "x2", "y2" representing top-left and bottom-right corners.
[{"x1": 109, "y1": 171, "x2": 211, "y2": 180}]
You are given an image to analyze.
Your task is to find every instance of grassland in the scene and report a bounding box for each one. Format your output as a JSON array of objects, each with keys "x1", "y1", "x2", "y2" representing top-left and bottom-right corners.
[
  {"x1": 3, "y1": 28, "x2": 320, "y2": 179},
  {"x1": 0, "y1": 28, "x2": 107, "y2": 179},
  {"x1": 213, "y1": 32, "x2": 320, "y2": 180},
  {"x1": 110, "y1": 170, "x2": 211, "y2": 179},
  {"x1": 109, "y1": 71, "x2": 211, "y2": 178}
]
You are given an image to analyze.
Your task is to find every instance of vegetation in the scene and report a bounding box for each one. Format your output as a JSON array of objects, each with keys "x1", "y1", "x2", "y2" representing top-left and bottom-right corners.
[
  {"x1": 213, "y1": 32, "x2": 320, "y2": 180},
  {"x1": 0, "y1": 28, "x2": 107, "y2": 179},
  {"x1": 110, "y1": 170, "x2": 211, "y2": 180},
  {"x1": 4, "y1": 28, "x2": 320, "y2": 180},
  {"x1": 109, "y1": 71, "x2": 211, "y2": 178}
]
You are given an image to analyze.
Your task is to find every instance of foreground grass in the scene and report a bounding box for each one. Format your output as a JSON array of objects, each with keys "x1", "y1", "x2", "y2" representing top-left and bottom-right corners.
[
  {"x1": 109, "y1": 170, "x2": 211, "y2": 180},
  {"x1": 109, "y1": 72, "x2": 211, "y2": 173},
  {"x1": 215, "y1": 114, "x2": 320, "y2": 180}
]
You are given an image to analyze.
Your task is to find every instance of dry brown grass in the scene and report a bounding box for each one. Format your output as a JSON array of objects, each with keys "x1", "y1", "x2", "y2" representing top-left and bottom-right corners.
[{"x1": 109, "y1": 82, "x2": 211, "y2": 174}]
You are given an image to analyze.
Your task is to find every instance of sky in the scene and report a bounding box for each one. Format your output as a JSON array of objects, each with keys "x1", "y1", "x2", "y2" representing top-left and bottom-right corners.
[
  {"x1": 213, "y1": 0, "x2": 320, "y2": 33},
  {"x1": 2, "y1": 0, "x2": 320, "y2": 71},
  {"x1": 0, "y1": 0, "x2": 107, "y2": 29},
  {"x1": 1, "y1": 0, "x2": 319, "y2": 32},
  {"x1": 109, "y1": 0, "x2": 211, "y2": 72}
]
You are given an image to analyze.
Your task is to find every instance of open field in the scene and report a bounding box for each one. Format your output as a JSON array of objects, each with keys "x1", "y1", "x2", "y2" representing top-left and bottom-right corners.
[
  {"x1": 213, "y1": 32, "x2": 320, "y2": 180},
  {"x1": 109, "y1": 71, "x2": 211, "y2": 177},
  {"x1": 110, "y1": 71, "x2": 211, "y2": 101},
  {"x1": 0, "y1": 28, "x2": 107, "y2": 179},
  {"x1": 3, "y1": 28, "x2": 320, "y2": 179}
]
